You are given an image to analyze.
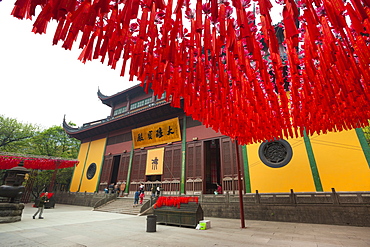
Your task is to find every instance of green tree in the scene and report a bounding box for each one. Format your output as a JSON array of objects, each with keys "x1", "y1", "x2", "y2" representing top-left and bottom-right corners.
[
  {"x1": 0, "y1": 115, "x2": 38, "y2": 152},
  {"x1": 28, "y1": 170, "x2": 53, "y2": 198},
  {"x1": 55, "y1": 167, "x2": 75, "y2": 191},
  {"x1": 0, "y1": 116, "x2": 80, "y2": 196},
  {"x1": 25, "y1": 125, "x2": 80, "y2": 195},
  {"x1": 27, "y1": 125, "x2": 80, "y2": 158},
  {"x1": 363, "y1": 122, "x2": 370, "y2": 145}
]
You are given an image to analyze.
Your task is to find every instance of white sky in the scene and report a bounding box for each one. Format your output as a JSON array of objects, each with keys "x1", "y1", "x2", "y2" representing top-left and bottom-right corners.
[
  {"x1": 0, "y1": 1, "x2": 283, "y2": 129},
  {"x1": 0, "y1": 1, "x2": 138, "y2": 129}
]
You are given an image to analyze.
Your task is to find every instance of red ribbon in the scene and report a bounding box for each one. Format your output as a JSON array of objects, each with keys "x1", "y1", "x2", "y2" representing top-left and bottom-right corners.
[
  {"x1": 8, "y1": 0, "x2": 370, "y2": 145},
  {"x1": 0, "y1": 156, "x2": 79, "y2": 170}
]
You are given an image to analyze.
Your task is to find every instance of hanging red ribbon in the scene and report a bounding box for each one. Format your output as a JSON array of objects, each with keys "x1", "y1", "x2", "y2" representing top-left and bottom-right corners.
[
  {"x1": 8, "y1": 0, "x2": 370, "y2": 145},
  {"x1": 0, "y1": 155, "x2": 79, "y2": 170}
]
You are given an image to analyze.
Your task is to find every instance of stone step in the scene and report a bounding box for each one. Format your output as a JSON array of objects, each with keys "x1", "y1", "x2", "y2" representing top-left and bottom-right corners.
[{"x1": 94, "y1": 197, "x2": 149, "y2": 215}]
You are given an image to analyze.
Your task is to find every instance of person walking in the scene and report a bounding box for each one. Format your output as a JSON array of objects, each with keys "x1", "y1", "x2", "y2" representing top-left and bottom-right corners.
[
  {"x1": 114, "y1": 183, "x2": 120, "y2": 195},
  {"x1": 139, "y1": 183, "x2": 145, "y2": 194},
  {"x1": 214, "y1": 183, "x2": 222, "y2": 195},
  {"x1": 151, "y1": 185, "x2": 156, "y2": 198},
  {"x1": 108, "y1": 183, "x2": 114, "y2": 193},
  {"x1": 156, "y1": 185, "x2": 161, "y2": 197},
  {"x1": 33, "y1": 192, "x2": 49, "y2": 219},
  {"x1": 133, "y1": 190, "x2": 140, "y2": 206},
  {"x1": 139, "y1": 191, "x2": 145, "y2": 204},
  {"x1": 119, "y1": 182, "x2": 126, "y2": 197}
]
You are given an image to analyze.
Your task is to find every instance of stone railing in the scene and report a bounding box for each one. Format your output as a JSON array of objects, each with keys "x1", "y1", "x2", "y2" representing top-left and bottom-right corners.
[
  {"x1": 129, "y1": 180, "x2": 203, "y2": 196},
  {"x1": 200, "y1": 189, "x2": 370, "y2": 205},
  {"x1": 200, "y1": 189, "x2": 370, "y2": 227},
  {"x1": 93, "y1": 193, "x2": 118, "y2": 208},
  {"x1": 52, "y1": 191, "x2": 116, "y2": 207}
]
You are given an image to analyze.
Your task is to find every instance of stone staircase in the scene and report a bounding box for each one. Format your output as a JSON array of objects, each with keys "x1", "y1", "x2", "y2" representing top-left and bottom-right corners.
[{"x1": 94, "y1": 197, "x2": 149, "y2": 215}]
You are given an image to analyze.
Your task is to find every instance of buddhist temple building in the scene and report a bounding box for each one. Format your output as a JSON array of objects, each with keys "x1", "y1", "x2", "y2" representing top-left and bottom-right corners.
[{"x1": 64, "y1": 85, "x2": 370, "y2": 195}]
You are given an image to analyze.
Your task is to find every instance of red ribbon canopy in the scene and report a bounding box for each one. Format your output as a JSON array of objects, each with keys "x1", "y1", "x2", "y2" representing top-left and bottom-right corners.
[
  {"x1": 154, "y1": 196, "x2": 199, "y2": 209},
  {"x1": 9, "y1": 0, "x2": 370, "y2": 145},
  {"x1": 0, "y1": 155, "x2": 79, "y2": 170}
]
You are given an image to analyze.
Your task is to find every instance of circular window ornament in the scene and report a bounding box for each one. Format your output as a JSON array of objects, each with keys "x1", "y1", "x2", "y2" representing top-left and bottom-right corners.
[
  {"x1": 86, "y1": 163, "x2": 97, "y2": 180},
  {"x1": 258, "y1": 139, "x2": 293, "y2": 168}
]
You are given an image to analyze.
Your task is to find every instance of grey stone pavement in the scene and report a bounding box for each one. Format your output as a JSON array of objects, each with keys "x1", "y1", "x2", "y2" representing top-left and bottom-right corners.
[{"x1": 0, "y1": 203, "x2": 369, "y2": 247}]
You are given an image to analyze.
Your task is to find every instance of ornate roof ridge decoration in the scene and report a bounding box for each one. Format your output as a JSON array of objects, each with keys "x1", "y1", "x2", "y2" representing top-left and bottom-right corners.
[
  {"x1": 97, "y1": 87, "x2": 109, "y2": 100},
  {"x1": 0, "y1": 152, "x2": 79, "y2": 170},
  {"x1": 63, "y1": 115, "x2": 79, "y2": 133},
  {"x1": 11, "y1": 0, "x2": 370, "y2": 145},
  {"x1": 97, "y1": 84, "x2": 144, "y2": 107}
]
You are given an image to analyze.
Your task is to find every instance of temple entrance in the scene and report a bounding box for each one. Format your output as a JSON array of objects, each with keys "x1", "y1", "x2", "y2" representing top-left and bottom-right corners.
[
  {"x1": 110, "y1": 155, "x2": 120, "y2": 184},
  {"x1": 146, "y1": 175, "x2": 161, "y2": 182},
  {"x1": 204, "y1": 139, "x2": 221, "y2": 194}
]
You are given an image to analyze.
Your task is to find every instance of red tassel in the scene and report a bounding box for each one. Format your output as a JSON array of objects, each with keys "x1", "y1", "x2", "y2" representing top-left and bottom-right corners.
[
  {"x1": 79, "y1": 25, "x2": 93, "y2": 49},
  {"x1": 219, "y1": 5, "x2": 226, "y2": 41},
  {"x1": 52, "y1": 17, "x2": 65, "y2": 45},
  {"x1": 11, "y1": 0, "x2": 32, "y2": 19},
  {"x1": 7, "y1": 0, "x2": 370, "y2": 145},
  {"x1": 138, "y1": 8, "x2": 149, "y2": 40},
  {"x1": 32, "y1": 3, "x2": 53, "y2": 34},
  {"x1": 195, "y1": 0, "x2": 202, "y2": 32},
  {"x1": 78, "y1": 31, "x2": 96, "y2": 63},
  {"x1": 211, "y1": 0, "x2": 218, "y2": 23}
]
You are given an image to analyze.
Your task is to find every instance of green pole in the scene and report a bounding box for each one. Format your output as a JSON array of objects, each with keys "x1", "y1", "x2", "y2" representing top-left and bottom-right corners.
[
  {"x1": 303, "y1": 129, "x2": 323, "y2": 192},
  {"x1": 355, "y1": 128, "x2": 370, "y2": 168},
  {"x1": 180, "y1": 115, "x2": 187, "y2": 195},
  {"x1": 242, "y1": 145, "x2": 251, "y2": 193},
  {"x1": 124, "y1": 142, "x2": 135, "y2": 194}
]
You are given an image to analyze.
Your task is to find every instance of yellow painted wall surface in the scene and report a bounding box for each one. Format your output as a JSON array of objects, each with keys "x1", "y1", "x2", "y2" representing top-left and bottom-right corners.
[
  {"x1": 79, "y1": 138, "x2": 107, "y2": 192},
  {"x1": 146, "y1": 148, "x2": 165, "y2": 175},
  {"x1": 70, "y1": 138, "x2": 107, "y2": 193},
  {"x1": 247, "y1": 138, "x2": 316, "y2": 193},
  {"x1": 310, "y1": 130, "x2": 370, "y2": 192},
  {"x1": 70, "y1": 142, "x2": 90, "y2": 192}
]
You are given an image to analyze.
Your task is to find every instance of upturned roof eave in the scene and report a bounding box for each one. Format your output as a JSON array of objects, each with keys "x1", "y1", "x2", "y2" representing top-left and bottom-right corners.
[
  {"x1": 63, "y1": 100, "x2": 181, "y2": 140},
  {"x1": 97, "y1": 84, "x2": 144, "y2": 107}
]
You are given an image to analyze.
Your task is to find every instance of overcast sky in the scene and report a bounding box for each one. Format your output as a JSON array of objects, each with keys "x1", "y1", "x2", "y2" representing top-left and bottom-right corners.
[{"x1": 0, "y1": 1, "x2": 138, "y2": 129}]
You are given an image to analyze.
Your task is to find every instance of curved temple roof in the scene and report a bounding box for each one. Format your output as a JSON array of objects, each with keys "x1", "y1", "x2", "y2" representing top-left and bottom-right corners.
[
  {"x1": 97, "y1": 84, "x2": 147, "y2": 107},
  {"x1": 64, "y1": 88, "x2": 183, "y2": 141}
]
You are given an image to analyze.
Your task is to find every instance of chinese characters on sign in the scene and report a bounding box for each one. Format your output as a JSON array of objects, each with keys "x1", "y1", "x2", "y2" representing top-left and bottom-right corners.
[
  {"x1": 145, "y1": 148, "x2": 164, "y2": 175},
  {"x1": 132, "y1": 118, "x2": 181, "y2": 149},
  {"x1": 151, "y1": 157, "x2": 158, "y2": 170}
]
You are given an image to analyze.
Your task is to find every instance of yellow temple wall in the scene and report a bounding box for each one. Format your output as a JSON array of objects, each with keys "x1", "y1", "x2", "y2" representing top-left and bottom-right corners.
[
  {"x1": 247, "y1": 138, "x2": 316, "y2": 193},
  {"x1": 246, "y1": 129, "x2": 370, "y2": 193},
  {"x1": 70, "y1": 138, "x2": 106, "y2": 193},
  {"x1": 69, "y1": 142, "x2": 89, "y2": 192},
  {"x1": 310, "y1": 130, "x2": 370, "y2": 192}
]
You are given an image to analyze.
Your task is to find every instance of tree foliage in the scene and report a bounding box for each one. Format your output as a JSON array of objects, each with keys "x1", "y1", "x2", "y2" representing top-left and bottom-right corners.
[
  {"x1": 0, "y1": 115, "x2": 38, "y2": 152},
  {"x1": 0, "y1": 115, "x2": 80, "y2": 196},
  {"x1": 25, "y1": 125, "x2": 80, "y2": 195},
  {"x1": 363, "y1": 122, "x2": 370, "y2": 145},
  {"x1": 27, "y1": 125, "x2": 80, "y2": 158}
]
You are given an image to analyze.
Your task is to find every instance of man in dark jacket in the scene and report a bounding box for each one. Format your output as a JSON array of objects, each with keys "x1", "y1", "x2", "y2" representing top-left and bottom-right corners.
[
  {"x1": 33, "y1": 192, "x2": 49, "y2": 219},
  {"x1": 133, "y1": 190, "x2": 140, "y2": 206}
]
